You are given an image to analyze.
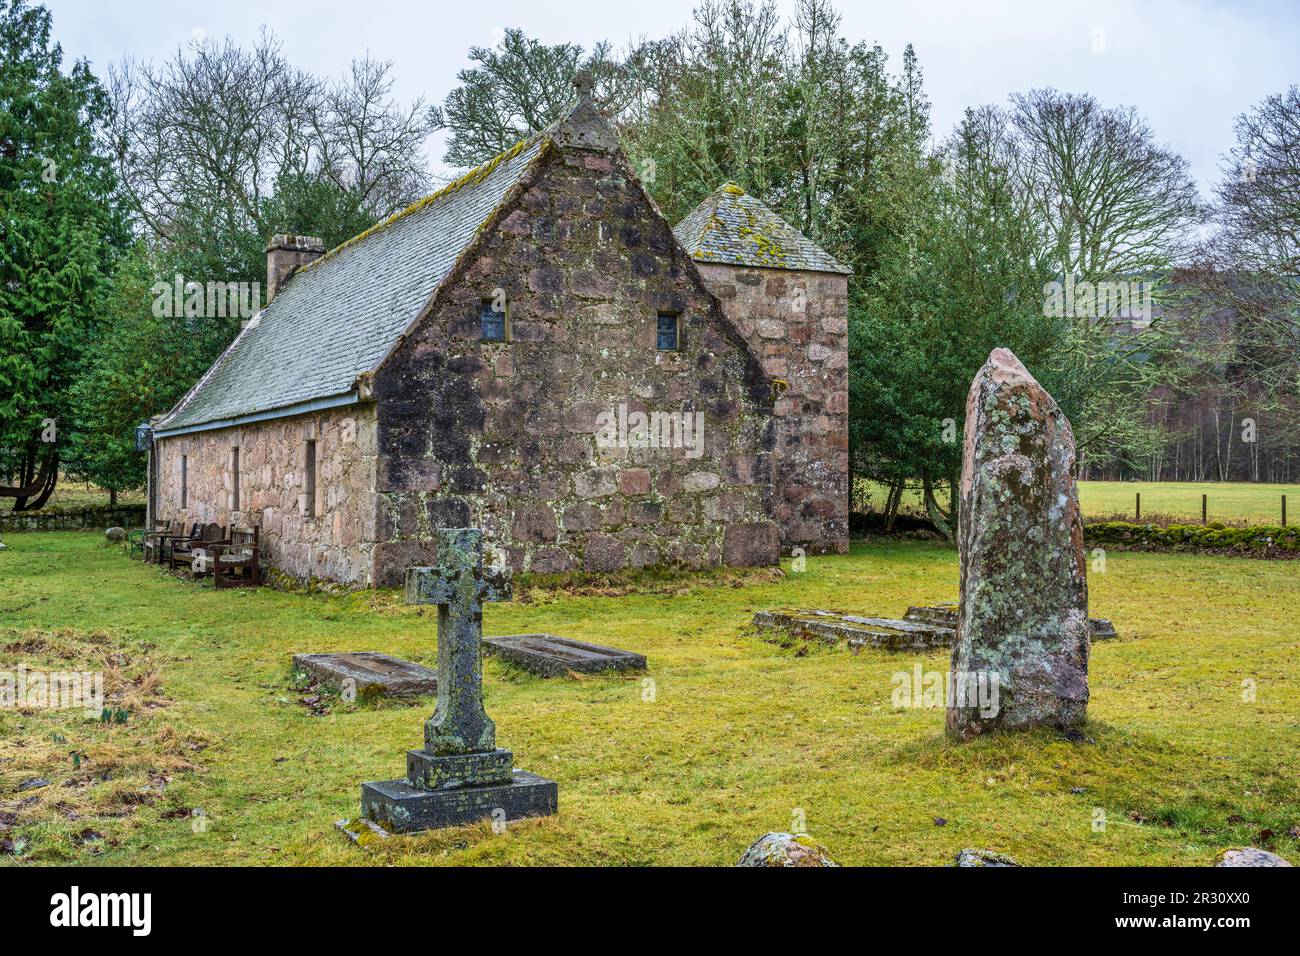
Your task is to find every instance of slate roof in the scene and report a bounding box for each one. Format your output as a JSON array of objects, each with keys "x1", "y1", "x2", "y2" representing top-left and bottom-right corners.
[
  {"x1": 157, "y1": 135, "x2": 547, "y2": 432},
  {"x1": 673, "y1": 184, "x2": 851, "y2": 275}
]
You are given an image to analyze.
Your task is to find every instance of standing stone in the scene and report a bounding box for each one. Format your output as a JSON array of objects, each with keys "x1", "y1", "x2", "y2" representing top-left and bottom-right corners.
[
  {"x1": 357, "y1": 528, "x2": 557, "y2": 832},
  {"x1": 947, "y1": 348, "x2": 1089, "y2": 739}
]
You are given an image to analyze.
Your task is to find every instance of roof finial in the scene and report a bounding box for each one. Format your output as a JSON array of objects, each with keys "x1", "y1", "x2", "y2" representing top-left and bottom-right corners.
[{"x1": 572, "y1": 69, "x2": 595, "y2": 102}]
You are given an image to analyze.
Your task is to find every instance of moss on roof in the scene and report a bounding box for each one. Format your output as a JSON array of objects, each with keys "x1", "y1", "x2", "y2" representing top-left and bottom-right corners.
[
  {"x1": 304, "y1": 135, "x2": 543, "y2": 274},
  {"x1": 673, "y1": 184, "x2": 851, "y2": 275},
  {"x1": 158, "y1": 132, "x2": 548, "y2": 432}
]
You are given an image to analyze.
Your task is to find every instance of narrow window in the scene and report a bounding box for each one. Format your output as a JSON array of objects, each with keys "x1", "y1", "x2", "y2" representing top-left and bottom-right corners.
[
  {"x1": 304, "y1": 440, "x2": 317, "y2": 518},
  {"x1": 231, "y1": 447, "x2": 240, "y2": 511},
  {"x1": 657, "y1": 313, "x2": 680, "y2": 351},
  {"x1": 481, "y1": 299, "x2": 507, "y2": 342},
  {"x1": 181, "y1": 455, "x2": 188, "y2": 509}
]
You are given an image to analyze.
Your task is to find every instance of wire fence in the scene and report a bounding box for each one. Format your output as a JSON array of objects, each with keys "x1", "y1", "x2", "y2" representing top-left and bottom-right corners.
[
  {"x1": 856, "y1": 479, "x2": 1298, "y2": 529},
  {"x1": 1079, "y1": 485, "x2": 1295, "y2": 527}
]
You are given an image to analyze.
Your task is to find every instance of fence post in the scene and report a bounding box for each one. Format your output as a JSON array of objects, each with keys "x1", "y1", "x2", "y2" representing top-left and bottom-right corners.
[
  {"x1": 1283, "y1": 495, "x2": 1288, "y2": 528},
  {"x1": 1202, "y1": 494, "x2": 1208, "y2": 526},
  {"x1": 1135, "y1": 492, "x2": 1141, "y2": 521}
]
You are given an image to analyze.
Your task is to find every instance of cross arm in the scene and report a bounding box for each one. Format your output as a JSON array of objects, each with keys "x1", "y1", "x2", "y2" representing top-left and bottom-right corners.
[{"x1": 405, "y1": 566, "x2": 457, "y2": 605}]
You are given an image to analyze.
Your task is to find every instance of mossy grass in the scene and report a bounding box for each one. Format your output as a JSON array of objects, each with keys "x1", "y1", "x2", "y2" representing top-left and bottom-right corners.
[{"x1": 1, "y1": 532, "x2": 1296, "y2": 866}]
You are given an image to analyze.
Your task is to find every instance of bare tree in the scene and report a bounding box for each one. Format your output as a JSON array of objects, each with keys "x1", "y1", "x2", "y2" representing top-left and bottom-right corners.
[
  {"x1": 108, "y1": 30, "x2": 319, "y2": 244},
  {"x1": 1008, "y1": 88, "x2": 1205, "y2": 281},
  {"x1": 311, "y1": 55, "x2": 436, "y2": 217},
  {"x1": 1203, "y1": 87, "x2": 1300, "y2": 395},
  {"x1": 1216, "y1": 86, "x2": 1300, "y2": 276},
  {"x1": 108, "y1": 30, "x2": 435, "y2": 261}
]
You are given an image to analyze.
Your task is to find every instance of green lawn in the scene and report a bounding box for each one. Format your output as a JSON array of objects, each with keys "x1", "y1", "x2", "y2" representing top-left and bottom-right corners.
[
  {"x1": 1, "y1": 532, "x2": 1297, "y2": 866},
  {"x1": 859, "y1": 479, "x2": 1299, "y2": 526}
]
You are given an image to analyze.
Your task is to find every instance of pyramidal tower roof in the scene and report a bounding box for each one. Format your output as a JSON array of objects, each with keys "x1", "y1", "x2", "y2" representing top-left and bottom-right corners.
[{"x1": 673, "y1": 184, "x2": 851, "y2": 275}]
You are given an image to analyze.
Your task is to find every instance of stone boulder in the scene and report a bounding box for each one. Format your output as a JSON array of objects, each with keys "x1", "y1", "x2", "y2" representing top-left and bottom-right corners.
[
  {"x1": 736, "y1": 832, "x2": 837, "y2": 867},
  {"x1": 1215, "y1": 848, "x2": 1292, "y2": 867},
  {"x1": 105, "y1": 527, "x2": 127, "y2": 543},
  {"x1": 955, "y1": 848, "x2": 1020, "y2": 867},
  {"x1": 948, "y1": 348, "x2": 1090, "y2": 740}
]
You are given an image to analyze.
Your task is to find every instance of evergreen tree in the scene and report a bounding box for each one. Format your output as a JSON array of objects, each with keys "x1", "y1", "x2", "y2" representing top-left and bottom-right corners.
[{"x1": 0, "y1": 0, "x2": 123, "y2": 509}]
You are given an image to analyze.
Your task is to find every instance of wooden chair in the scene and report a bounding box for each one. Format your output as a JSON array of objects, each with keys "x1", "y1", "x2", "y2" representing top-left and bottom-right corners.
[
  {"x1": 140, "y1": 520, "x2": 179, "y2": 564},
  {"x1": 209, "y1": 526, "x2": 261, "y2": 589},
  {"x1": 170, "y1": 523, "x2": 227, "y2": 574},
  {"x1": 160, "y1": 522, "x2": 200, "y2": 567}
]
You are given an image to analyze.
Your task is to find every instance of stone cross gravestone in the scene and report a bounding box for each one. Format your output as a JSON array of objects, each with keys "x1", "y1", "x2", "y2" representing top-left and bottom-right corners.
[
  {"x1": 947, "y1": 348, "x2": 1090, "y2": 740},
  {"x1": 358, "y1": 528, "x2": 557, "y2": 832}
]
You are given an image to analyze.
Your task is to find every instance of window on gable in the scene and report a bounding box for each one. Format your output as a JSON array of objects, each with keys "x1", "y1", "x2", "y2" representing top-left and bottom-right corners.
[
  {"x1": 657, "y1": 313, "x2": 680, "y2": 351},
  {"x1": 181, "y1": 455, "x2": 188, "y2": 509},
  {"x1": 481, "y1": 299, "x2": 507, "y2": 342}
]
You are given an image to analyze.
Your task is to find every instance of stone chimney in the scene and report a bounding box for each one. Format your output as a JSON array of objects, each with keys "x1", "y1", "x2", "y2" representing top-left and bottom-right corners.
[{"x1": 266, "y1": 234, "x2": 325, "y2": 303}]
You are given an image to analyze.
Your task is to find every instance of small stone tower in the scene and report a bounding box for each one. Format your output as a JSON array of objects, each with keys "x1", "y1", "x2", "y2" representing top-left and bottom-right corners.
[{"x1": 675, "y1": 184, "x2": 851, "y2": 555}]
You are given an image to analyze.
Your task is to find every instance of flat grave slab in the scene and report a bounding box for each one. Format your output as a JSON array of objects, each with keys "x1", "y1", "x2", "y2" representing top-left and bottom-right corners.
[
  {"x1": 291, "y1": 651, "x2": 438, "y2": 697},
  {"x1": 484, "y1": 633, "x2": 647, "y2": 677},
  {"x1": 904, "y1": 604, "x2": 1117, "y2": 640},
  {"x1": 1087, "y1": 618, "x2": 1118, "y2": 640},
  {"x1": 752, "y1": 609, "x2": 953, "y2": 651},
  {"x1": 334, "y1": 816, "x2": 391, "y2": 849}
]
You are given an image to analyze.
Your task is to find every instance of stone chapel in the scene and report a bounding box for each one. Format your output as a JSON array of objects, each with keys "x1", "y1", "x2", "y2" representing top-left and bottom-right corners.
[{"x1": 149, "y1": 75, "x2": 850, "y2": 586}]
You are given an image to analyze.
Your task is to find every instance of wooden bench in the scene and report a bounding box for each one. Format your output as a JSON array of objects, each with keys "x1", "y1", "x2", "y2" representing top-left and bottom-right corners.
[
  {"x1": 170, "y1": 523, "x2": 227, "y2": 574},
  {"x1": 206, "y1": 526, "x2": 261, "y2": 588},
  {"x1": 159, "y1": 522, "x2": 200, "y2": 567}
]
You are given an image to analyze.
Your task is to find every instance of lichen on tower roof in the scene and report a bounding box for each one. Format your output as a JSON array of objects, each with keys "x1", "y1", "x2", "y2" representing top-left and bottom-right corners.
[{"x1": 673, "y1": 184, "x2": 851, "y2": 275}]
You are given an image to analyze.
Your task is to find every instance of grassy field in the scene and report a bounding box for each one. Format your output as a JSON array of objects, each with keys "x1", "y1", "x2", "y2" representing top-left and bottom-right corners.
[
  {"x1": 1077, "y1": 481, "x2": 1298, "y2": 525},
  {"x1": 26, "y1": 479, "x2": 144, "y2": 513},
  {"x1": 1, "y1": 533, "x2": 1297, "y2": 867},
  {"x1": 859, "y1": 479, "x2": 1299, "y2": 526}
]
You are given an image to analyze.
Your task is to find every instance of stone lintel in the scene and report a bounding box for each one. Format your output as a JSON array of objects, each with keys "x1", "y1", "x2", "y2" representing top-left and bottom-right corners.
[
  {"x1": 752, "y1": 609, "x2": 952, "y2": 651},
  {"x1": 291, "y1": 651, "x2": 437, "y2": 697}
]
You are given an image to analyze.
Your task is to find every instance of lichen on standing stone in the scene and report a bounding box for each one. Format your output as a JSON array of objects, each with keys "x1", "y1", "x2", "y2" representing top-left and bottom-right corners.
[{"x1": 947, "y1": 348, "x2": 1090, "y2": 740}]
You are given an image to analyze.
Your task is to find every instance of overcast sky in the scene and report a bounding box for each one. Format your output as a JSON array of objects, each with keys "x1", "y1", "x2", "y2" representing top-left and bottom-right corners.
[{"x1": 43, "y1": 0, "x2": 1300, "y2": 195}]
